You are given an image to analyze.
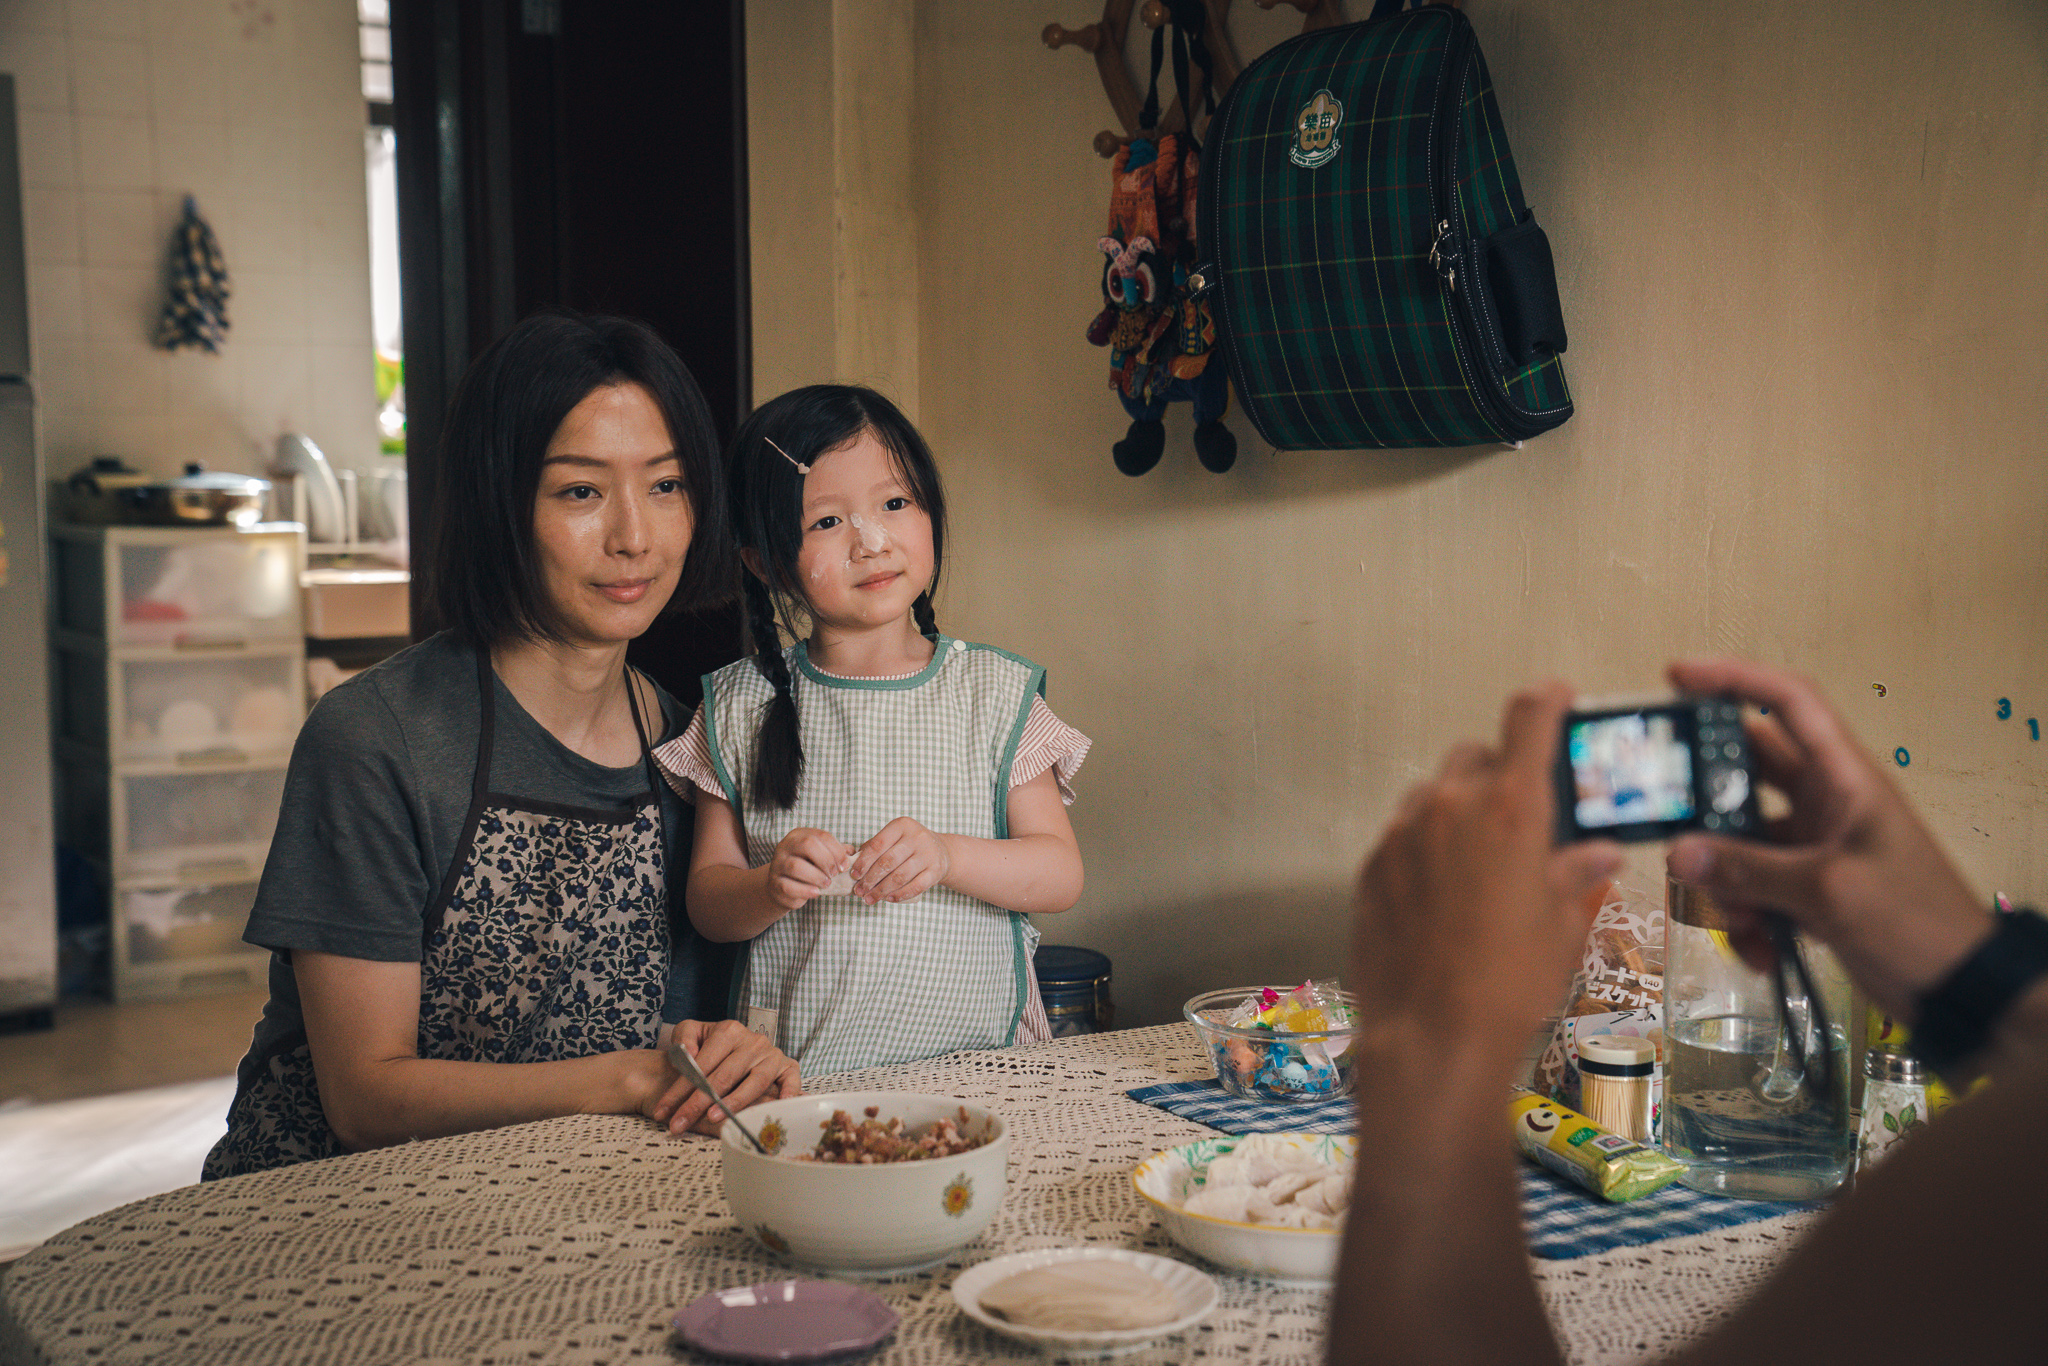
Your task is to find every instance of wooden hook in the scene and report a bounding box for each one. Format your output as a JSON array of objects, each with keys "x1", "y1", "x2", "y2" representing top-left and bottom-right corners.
[
  {"x1": 1042, "y1": 21, "x2": 1104, "y2": 51},
  {"x1": 1047, "y1": 0, "x2": 1250, "y2": 157}
]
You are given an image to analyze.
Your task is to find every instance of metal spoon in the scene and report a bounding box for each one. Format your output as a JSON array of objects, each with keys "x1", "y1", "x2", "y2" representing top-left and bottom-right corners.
[
  {"x1": 664, "y1": 1038, "x2": 771, "y2": 1154},
  {"x1": 1755, "y1": 1005, "x2": 1806, "y2": 1104},
  {"x1": 1753, "y1": 913, "x2": 1835, "y2": 1107}
]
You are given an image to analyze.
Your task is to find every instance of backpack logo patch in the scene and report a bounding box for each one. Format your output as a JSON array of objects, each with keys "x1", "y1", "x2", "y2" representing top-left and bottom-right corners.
[{"x1": 1288, "y1": 88, "x2": 1345, "y2": 169}]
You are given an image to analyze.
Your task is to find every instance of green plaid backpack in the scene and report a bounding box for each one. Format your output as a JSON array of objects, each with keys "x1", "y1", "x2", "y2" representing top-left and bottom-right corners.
[{"x1": 1194, "y1": 1, "x2": 1571, "y2": 450}]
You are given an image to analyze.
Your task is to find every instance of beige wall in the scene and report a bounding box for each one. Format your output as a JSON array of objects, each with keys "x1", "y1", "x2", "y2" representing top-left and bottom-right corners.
[
  {"x1": 0, "y1": 0, "x2": 378, "y2": 482},
  {"x1": 748, "y1": 0, "x2": 922, "y2": 414},
  {"x1": 749, "y1": 0, "x2": 2048, "y2": 1027}
]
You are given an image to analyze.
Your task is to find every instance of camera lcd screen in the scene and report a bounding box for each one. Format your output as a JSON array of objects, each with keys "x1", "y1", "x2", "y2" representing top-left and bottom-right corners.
[{"x1": 1565, "y1": 712, "x2": 1695, "y2": 830}]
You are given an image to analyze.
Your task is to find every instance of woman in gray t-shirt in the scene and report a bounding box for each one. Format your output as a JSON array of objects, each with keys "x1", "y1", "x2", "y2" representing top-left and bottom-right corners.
[{"x1": 205, "y1": 314, "x2": 798, "y2": 1180}]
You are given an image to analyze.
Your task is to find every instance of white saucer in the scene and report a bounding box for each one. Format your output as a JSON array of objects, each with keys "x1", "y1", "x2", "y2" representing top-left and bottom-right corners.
[{"x1": 950, "y1": 1246, "x2": 1218, "y2": 1357}]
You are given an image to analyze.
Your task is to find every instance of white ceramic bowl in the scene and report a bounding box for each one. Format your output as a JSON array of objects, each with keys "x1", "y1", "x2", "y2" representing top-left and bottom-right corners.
[
  {"x1": 721, "y1": 1091, "x2": 1008, "y2": 1275},
  {"x1": 951, "y1": 1247, "x2": 1218, "y2": 1357},
  {"x1": 1131, "y1": 1134, "x2": 1355, "y2": 1283}
]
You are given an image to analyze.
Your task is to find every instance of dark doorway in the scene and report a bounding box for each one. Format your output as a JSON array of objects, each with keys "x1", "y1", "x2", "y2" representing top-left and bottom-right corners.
[{"x1": 391, "y1": 0, "x2": 748, "y2": 705}]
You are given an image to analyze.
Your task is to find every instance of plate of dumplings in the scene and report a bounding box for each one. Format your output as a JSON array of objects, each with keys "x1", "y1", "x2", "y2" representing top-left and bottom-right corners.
[{"x1": 1131, "y1": 1133, "x2": 1355, "y2": 1282}]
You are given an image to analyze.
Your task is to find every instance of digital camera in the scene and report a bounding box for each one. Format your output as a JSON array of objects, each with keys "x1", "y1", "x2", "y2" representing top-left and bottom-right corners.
[{"x1": 1554, "y1": 696, "x2": 1759, "y2": 844}]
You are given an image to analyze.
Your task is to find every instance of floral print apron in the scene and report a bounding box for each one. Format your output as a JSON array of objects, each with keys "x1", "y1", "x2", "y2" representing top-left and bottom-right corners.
[{"x1": 204, "y1": 659, "x2": 669, "y2": 1180}]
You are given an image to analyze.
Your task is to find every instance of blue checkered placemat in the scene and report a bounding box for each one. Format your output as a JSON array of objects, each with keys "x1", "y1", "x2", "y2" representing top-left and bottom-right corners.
[
  {"x1": 1517, "y1": 1163, "x2": 1811, "y2": 1259},
  {"x1": 1124, "y1": 1080, "x2": 1356, "y2": 1134},
  {"x1": 1125, "y1": 1080, "x2": 1812, "y2": 1259}
]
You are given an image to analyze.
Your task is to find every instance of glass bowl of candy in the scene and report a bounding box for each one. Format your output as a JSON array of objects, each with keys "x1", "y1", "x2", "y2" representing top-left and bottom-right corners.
[{"x1": 1183, "y1": 983, "x2": 1361, "y2": 1103}]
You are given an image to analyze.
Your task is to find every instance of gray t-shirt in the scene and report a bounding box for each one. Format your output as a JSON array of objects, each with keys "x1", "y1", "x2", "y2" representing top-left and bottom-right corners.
[{"x1": 229, "y1": 632, "x2": 734, "y2": 1092}]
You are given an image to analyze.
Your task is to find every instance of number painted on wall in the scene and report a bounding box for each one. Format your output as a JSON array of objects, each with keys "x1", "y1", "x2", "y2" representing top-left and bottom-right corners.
[
  {"x1": 2032, "y1": 719, "x2": 2041, "y2": 742},
  {"x1": 1895, "y1": 747, "x2": 1911, "y2": 767},
  {"x1": 1998, "y1": 697, "x2": 2012, "y2": 720}
]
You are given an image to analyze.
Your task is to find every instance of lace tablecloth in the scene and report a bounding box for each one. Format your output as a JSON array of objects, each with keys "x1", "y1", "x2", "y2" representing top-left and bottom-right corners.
[{"x1": 0, "y1": 1026, "x2": 1818, "y2": 1366}]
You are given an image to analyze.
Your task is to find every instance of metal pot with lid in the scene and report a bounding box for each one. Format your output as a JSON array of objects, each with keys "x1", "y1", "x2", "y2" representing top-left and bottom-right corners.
[{"x1": 65, "y1": 457, "x2": 271, "y2": 527}]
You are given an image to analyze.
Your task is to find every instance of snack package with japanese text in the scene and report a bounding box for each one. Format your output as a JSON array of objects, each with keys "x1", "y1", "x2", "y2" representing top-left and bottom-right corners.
[{"x1": 1533, "y1": 880, "x2": 1666, "y2": 1138}]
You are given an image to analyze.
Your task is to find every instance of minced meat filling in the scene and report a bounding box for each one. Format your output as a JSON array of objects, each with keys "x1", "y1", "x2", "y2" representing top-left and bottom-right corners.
[{"x1": 796, "y1": 1105, "x2": 992, "y2": 1163}]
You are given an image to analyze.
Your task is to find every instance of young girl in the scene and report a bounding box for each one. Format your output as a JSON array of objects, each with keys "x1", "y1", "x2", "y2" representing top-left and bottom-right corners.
[{"x1": 656, "y1": 385, "x2": 1088, "y2": 1076}]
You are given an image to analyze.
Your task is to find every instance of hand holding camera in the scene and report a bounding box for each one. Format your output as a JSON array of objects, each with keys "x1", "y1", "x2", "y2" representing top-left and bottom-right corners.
[{"x1": 1658, "y1": 658, "x2": 1990, "y2": 1027}]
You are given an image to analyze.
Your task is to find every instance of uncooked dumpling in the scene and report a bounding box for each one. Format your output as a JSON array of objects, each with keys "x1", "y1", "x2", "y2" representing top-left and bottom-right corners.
[
  {"x1": 1182, "y1": 1184, "x2": 1257, "y2": 1223},
  {"x1": 815, "y1": 865, "x2": 921, "y2": 904},
  {"x1": 979, "y1": 1260, "x2": 1180, "y2": 1332},
  {"x1": 1176, "y1": 1136, "x2": 1353, "y2": 1230},
  {"x1": 1296, "y1": 1172, "x2": 1353, "y2": 1218}
]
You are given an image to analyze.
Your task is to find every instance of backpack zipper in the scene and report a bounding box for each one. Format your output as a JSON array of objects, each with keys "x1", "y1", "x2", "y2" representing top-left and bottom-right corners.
[{"x1": 1425, "y1": 11, "x2": 1543, "y2": 441}]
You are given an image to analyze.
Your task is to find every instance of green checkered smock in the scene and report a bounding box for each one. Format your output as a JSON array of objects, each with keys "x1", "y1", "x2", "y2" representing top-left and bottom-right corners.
[{"x1": 700, "y1": 636, "x2": 1043, "y2": 1076}]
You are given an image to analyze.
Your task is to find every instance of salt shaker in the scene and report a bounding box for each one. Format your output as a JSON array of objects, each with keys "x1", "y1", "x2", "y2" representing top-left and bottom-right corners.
[
  {"x1": 1577, "y1": 1034, "x2": 1657, "y2": 1143},
  {"x1": 1857, "y1": 1048, "x2": 1928, "y2": 1171}
]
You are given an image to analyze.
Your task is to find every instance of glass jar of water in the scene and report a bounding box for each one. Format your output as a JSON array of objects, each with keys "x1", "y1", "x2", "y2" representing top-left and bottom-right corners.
[{"x1": 1662, "y1": 878, "x2": 1853, "y2": 1201}]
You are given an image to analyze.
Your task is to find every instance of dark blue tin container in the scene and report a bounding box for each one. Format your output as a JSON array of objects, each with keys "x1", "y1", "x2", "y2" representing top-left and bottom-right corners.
[{"x1": 1035, "y1": 945, "x2": 1113, "y2": 1037}]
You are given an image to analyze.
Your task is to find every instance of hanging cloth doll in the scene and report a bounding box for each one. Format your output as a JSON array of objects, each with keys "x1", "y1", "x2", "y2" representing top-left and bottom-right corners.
[{"x1": 1083, "y1": 0, "x2": 1235, "y2": 476}]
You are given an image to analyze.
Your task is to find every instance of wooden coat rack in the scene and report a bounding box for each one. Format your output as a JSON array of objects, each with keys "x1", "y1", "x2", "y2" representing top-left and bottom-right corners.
[{"x1": 1044, "y1": 1, "x2": 1458, "y2": 157}]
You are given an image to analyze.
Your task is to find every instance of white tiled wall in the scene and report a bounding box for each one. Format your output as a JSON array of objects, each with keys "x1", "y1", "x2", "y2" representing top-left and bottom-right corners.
[{"x1": 0, "y1": 0, "x2": 378, "y2": 482}]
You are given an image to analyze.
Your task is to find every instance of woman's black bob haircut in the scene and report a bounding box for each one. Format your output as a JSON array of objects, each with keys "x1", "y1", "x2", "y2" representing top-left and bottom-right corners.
[{"x1": 423, "y1": 310, "x2": 736, "y2": 648}]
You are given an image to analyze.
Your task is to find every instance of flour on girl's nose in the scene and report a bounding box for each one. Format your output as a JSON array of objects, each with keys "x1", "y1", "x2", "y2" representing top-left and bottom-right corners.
[{"x1": 847, "y1": 514, "x2": 890, "y2": 552}]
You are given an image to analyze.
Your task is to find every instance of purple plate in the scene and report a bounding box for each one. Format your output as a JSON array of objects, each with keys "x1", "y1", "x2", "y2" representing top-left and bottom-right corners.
[{"x1": 672, "y1": 1280, "x2": 899, "y2": 1362}]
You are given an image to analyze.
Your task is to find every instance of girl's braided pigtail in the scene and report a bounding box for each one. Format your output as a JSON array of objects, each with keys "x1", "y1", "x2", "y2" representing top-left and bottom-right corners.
[
  {"x1": 743, "y1": 573, "x2": 804, "y2": 809},
  {"x1": 912, "y1": 590, "x2": 938, "y2": 642}
]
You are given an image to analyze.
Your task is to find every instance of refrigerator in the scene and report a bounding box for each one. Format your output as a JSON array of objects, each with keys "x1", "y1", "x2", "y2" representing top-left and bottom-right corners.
[{"x1": 0, "y1": 73, "x2": 59, "y2": 1026}]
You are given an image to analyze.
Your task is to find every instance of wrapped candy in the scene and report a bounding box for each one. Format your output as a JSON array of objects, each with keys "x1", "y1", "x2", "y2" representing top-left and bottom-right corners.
[
  {"x1": 1227, "y1": 980, "x2": 1351, "y2": 1033},
  {"x1": 1207, "y1": 981, "x2": 1358, "y2": 1100}
]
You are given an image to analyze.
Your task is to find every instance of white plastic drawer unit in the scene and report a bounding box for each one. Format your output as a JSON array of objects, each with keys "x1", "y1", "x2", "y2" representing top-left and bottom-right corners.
[
  {"x1": 59, "y1": 648, "x2": 306, "y2": 764},
  {"x1": 116, "y1": 766, "x2": 287, "y2": 881},
  {"x1": 121, "y1": 880, "x2": 260, "y2": 966},
  {"x1": 54, "y1": 523, "x2": 303, "y2": 647},
  {"x1": 115, "y1": 879, "x2": 268, "y2": 1000}
]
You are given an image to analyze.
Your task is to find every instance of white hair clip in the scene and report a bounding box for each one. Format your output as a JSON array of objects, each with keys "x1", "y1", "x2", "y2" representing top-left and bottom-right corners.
[{"x1": 765, "y1": 437, "x2": 810, "y2": 474}]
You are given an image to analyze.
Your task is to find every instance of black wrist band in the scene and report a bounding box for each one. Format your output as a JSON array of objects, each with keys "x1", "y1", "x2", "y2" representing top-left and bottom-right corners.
[{"x1": 1910, "y1": 907, "x2": 2048, "y2": 1079}]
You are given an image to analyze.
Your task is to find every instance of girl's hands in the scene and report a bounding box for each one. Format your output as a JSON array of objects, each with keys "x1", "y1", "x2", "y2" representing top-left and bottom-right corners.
[
  {"x1": 644, "y1": 1018, "x2": 802, "y2": 1136},
  {"x1": 852, "y1": 817, "x2": 952, "y2": 904},
  {"x1": 766, "y1": 827, "x2": 854, "y2": 911}
]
